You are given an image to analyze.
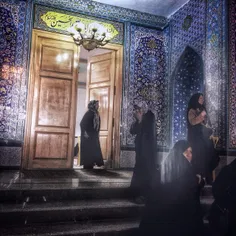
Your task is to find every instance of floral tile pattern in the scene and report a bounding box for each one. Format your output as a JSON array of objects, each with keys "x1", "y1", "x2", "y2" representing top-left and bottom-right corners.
[
  {"x1": 205, "y1": 0, "x2": 227, "y2": 149},
  {"x1": 121, "y1": 24, "x2": 169, "y2": 147},
  {"x1": 170, "y1": 0, "x2": 206, "y2": 145},
  {"x1": 0, "y1": 0, "x2": 231, "y2": 168},
  {"x1": 229, "y1": 0, "x2": 236, "y2": 149},
  {"x1": 0, "y1": 0, "x2": 31, "y2": 141},
  {"x1": 170, "y1": 0, "x2": 227, "y2": 148}
]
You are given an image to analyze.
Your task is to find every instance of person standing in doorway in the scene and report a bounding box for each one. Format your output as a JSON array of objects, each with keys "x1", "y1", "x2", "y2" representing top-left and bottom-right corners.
[
  {"x1": 129, "y1": 101, "x2": 157, "y2": 204},
  {"x1": 80, "y1": 100, "x2": 104, "y2": 169}
]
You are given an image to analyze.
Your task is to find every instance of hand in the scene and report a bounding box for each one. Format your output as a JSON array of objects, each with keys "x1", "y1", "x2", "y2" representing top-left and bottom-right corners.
[
  {"x1": 196, "y1": 174, "x2": 201, "y2": 184},
  {"x1": 201, "y1": 111, "x2": 206, "y2": 117},
  {"x1": 84, "y1": 131, "x2": 89, "y2": 138}
]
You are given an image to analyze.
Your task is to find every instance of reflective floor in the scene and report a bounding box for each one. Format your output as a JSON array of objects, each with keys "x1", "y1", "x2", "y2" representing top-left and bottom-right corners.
[{"x1": 0, "y1": 169, "x2": 132, "y2": 190}]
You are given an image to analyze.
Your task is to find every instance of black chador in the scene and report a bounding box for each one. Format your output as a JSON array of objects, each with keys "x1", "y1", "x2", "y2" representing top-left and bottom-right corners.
[
  {"x1": 130, "y1": 103, "x2": 157, "y2": 199},
  {"x1": 209, "y1": 158, "x2": 236, "y2": 236},
  {"x1": 80, "y1": 100, "x2": 104, "y2": 169},
  {"x1": 139, "y1": 140, "x2": 205, "y2": 236},
  {"x1": 187, "y1": 93, "x2": 219, "y2": 182}
]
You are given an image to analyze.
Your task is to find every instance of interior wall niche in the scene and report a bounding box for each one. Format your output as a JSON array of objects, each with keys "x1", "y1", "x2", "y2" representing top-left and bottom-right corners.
[{"x1": 172, "y1": 46, "x2": 204, "y2": 145}]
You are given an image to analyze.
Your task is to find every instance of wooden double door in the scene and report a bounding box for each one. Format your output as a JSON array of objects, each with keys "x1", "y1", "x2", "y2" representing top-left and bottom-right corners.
[{"x1": 23, "y1": 29, "x2": 122, "y2": 169}]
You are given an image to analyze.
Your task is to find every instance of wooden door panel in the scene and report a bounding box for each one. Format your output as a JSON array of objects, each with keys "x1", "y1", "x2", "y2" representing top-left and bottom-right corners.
[
  {"x1": 38, "y1": 77, "x2": 71, "y2": 127},
  {"x1": 87, "y1": 52, "x2": 115, "y2": 162},
  {"x1": 39, "y1": 44, "x2": 75, "y2": 80},
  {"x1": 23, "y1": 29, "x2": 79, "y2": 169},
  {"x1": 35, "y1": 133, "x2": 68, "y2": 159},
  {"x1": 41, "y1": 46, "x2": 74, "y2": 74},
  {"x1": 90, "y1": 59, "x2": 111, "y2": 83},
  {"x1": 99, "y1": 136, "x2": 108, "y2": 161},
  {"x1": 89, "y1": 87, "x2": 109, "y2": 131}
]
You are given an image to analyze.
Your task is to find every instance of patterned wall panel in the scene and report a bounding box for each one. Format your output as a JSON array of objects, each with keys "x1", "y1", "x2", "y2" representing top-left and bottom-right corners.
[
  {"x1": 34, "y1": 0, "x2": 168, "y2": 29},
  {"x1": 34, "y1": 4, "x2": 124, "y2": 45},
  {"x1": 170, "y1": 0, "x2": 227, "y2": 148},
  {"x1": 0, "y1": 0, "x2": 32, "y2": 166},
  {"x1": 170, "y1": 0, "x2": 206, "y2": 145},
  {"x1": 205, "y1": 0, "x2": 227, "y2": 149},
  {"x1": 121, "y1": 24, "x2": 169, "y2": 148},
  {"x1": 170, "y1": 0, "x2": 206, "y2": 74},
  {"x1": 229, "y1": 0, "x2": 236, "y2": 149},
  {"x1": 0, "y1": 0, "x2": 31, "y2": 141}
]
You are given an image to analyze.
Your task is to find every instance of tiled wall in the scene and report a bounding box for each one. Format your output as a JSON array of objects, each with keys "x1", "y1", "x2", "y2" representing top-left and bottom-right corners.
[
  {"x1": 0, "y1": 0, "x2": 231, "y2": 168},
  {"x1": 121, "y1": 24, "x2": 169, "y2": 148},
  {"x1": 229, "y1": 0, "x2": 236, "y2": 149},
  {"x1": 170, "y1": 0, "x2": 206, "y2": 145},
  {"x1": 0, "y1": 0, "x2": 32, "y2": 167},
  {"x1": 0, "y1": 0, "x2": 169, "y2": 167},
  {"x1": 205, "y1": 0, "x2": 227, "y2": 149},
  {"x1": 0, "y1": 0, "x2": 31, "y2": 141},
  {"x1": 170, "y1": 0, "x2": 227, "y2": 149}
]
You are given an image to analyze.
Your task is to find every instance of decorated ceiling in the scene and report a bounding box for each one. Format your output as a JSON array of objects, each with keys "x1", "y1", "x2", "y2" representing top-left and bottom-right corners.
[{"x1": 92, "y1": 0, "x2": 190, "y2": 17}]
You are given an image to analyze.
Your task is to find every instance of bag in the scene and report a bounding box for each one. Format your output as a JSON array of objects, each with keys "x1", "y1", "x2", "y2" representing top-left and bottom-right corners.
[
  {"x1": 209, "y1": 147, "x2": 220, "y2": 171},
  {"x1": 74, "y1": 143, "x2": 79, "y2": 156}
]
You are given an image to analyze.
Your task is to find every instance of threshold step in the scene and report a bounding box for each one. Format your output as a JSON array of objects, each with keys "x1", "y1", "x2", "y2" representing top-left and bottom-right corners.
[
  {"x1": 0, "y1": 199, "x2": 144, "y2": 225},
  {"x1": 0, "y1": 219, "x2": 139, "y2": 236}
]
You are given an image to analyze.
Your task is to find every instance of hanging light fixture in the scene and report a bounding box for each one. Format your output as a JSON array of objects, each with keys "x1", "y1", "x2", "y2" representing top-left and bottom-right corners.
[{"x1": 68, "y1": 21, "x2": 112, "y2": 51}]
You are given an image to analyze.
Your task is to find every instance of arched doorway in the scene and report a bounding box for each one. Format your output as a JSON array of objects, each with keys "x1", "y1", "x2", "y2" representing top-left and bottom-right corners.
[{"x1": 172, "y1": 46, "x2": 204, "y2": 144}]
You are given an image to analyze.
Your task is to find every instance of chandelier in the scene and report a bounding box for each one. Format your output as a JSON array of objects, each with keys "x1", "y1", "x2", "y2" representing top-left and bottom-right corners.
[{"x1": 68, "y1": 21, "x2": 112, "y2": 51}]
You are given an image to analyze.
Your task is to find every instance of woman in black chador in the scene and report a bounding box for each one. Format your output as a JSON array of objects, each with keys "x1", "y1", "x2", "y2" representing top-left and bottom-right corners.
[
  {"x1": 187, "y1": 93, "x2": 219, "y2": 183},
  {"x1": 80, "y1": 100, "x2": 104, "y2": 169},
  {"x1": 208, "y1": 158, "x2": 236, "y2": 236},
  {"x1": 129, "y1": 101, "x2": 157, "y2": 203},
  {"x1": 139, "y1": 140, "x2": 205, "y2": 236}
]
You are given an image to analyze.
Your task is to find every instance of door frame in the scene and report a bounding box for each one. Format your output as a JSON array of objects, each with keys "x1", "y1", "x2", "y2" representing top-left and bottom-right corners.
[
  {"x1": 91, "y1": 43, "x2": 123, "y2": 168},
  {"x1": 23, "y1": 30, "x2": 123, "y2": 169}
]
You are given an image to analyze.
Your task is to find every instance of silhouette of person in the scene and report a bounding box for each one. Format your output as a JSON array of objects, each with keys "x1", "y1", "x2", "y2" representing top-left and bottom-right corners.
[
  {"x1": 80, "y1": 100, "x2": 104, "y2": 169},
  {"x1": 129, "y1": 101, "x2": 157, "y2": 204}
]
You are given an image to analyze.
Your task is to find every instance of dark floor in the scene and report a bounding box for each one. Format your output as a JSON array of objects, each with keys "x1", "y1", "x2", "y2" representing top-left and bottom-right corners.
[{"x1": 0, "y1": 169, "x2": 132, "y2": 190}]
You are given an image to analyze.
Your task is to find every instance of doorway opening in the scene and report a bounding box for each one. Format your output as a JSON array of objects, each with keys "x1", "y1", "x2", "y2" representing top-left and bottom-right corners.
[
  {"x1": 73, "y1": 46, "x2": 119, "y2": 169},
  {"x1": 23, "y1": 29, "x2": 122, "y2": 170}
]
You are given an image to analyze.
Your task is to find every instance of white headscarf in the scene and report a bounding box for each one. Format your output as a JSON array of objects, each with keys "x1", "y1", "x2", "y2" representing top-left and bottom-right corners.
[{"x1": 135, "y1": 100, "x2": 149, "y2": 114}]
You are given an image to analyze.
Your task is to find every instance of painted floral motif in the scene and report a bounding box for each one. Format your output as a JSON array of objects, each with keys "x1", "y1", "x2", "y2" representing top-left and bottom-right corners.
[{"x1": 182, "y1": 15, "x2": 193, "y2": 31}]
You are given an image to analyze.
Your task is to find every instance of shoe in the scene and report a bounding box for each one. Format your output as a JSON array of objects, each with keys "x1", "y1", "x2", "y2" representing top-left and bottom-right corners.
[
  {"x1": 134, "y1": 196, "x2": 145, "y2": 204},
  {"x1": 94, "y1": 165, "x2": 105, "y2": 169},
  {"x1": 83, "y1": 165, "x2": 94, "y2": 169}
]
